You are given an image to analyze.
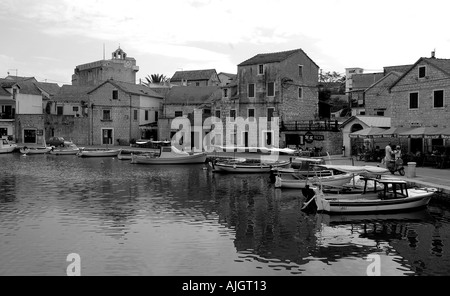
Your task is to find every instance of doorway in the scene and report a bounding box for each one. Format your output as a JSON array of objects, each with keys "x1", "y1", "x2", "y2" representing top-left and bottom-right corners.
[
  {"x1": 102, "y1": 128, "x2": 113, "y2": 145},
  {"x1": 24, "y1": 129, "x2": 37, "y2": 144}
]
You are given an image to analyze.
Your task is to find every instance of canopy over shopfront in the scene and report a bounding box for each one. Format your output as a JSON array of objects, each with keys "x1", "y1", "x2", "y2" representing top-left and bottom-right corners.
[
  {"x1": 348, "y1": 127, "x2": 388, "y2": 138},
  {"x1": 372, "y1": 127, "x2": 415, "y2": 138},
  {"x1": 398, "y1": 127, "x2": 444, "y2": 139}
]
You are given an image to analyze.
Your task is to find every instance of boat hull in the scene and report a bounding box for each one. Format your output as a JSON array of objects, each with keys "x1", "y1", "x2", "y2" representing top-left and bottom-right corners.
[
  {"x1": 0, "y1": 147, "x2": 16, "y2": 153},
  {"x1": 20, "y1": 147, "x2": 52, "y2": 154},
  {"x1": 131, "y1": 153, "x2": 207, "y2": 164},
  {"x1": 211, "y1": 161, "x2": 291, "y2": 173},
  {"x1": 275, "y1": 173, "x2": 353, "y2": 189},
  {"x1": 77, "y1": 149, "x2": 121, "y2": 157},
  {"x1": 50, "y1": 149, "x2": 80, "y2": 155},
  {"x1": 315, "y1": 189, "x2": 435, "y2": 214}
]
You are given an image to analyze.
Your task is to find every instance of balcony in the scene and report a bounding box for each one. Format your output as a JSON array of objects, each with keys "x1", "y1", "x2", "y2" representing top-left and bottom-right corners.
[
  {"x1": 0, "y1": 113, "x2": 15, "y2": 120},
  {"x1": 281, "y1": 120, "x2": 339, "y2": 132}
]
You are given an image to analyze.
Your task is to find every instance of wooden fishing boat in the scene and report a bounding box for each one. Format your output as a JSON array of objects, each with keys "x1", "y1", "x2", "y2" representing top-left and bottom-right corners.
[
  {"x1": 49, "y1": 141, "x2": 81, "y2": 155},
  {"x1": 302, "y1": 177, "x2": 437, "y2": 214},
  {"x1": 77, "y1": 148, "x2": 121, "y2": 157},
  {"x1": 131, "y1": 146, "x2": 207, "y2": 164},
  {"x1": 117, "y1": 149, "x2": 156, "y2": 160},
  {"x1": 209, "y1": 158, "x2": 291, "y2": 173},
  {"x1": 0, "y1": 138, "x2": 17, "y2": 154},
  {"x1": 274, "y1": 171, "x2": 354, "y2": 189}
]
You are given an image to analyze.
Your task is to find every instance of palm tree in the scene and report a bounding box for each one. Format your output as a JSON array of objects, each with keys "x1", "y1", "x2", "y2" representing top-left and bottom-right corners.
[{"x1": 142, "y1": 74, "x2": 169, "y2": 86}]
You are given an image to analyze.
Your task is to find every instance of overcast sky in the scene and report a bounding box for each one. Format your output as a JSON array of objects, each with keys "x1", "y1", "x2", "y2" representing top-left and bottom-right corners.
[{"x1": 1, "y1": 0, "x2": 449, "y2": 85}]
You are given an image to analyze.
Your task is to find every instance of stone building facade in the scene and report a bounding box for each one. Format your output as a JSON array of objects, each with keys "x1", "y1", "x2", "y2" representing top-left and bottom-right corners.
[
  {"x1": 72, "y1": 47, "x2": 139, "y2": 86},
  {"x1": 364, "y1": 71, "x2": 402, "y2": 117},
  {"x1": 213, "y1": 49, "x2": 323, "y2": 149},
  {"x1": 389, "y1": 56, "x2": 450, "y2": 153}
]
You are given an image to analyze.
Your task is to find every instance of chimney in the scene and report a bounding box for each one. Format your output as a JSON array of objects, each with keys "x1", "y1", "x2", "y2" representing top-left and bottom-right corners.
[{"x1": 431, "y1": 49, "x2": 436, "y2": 59}]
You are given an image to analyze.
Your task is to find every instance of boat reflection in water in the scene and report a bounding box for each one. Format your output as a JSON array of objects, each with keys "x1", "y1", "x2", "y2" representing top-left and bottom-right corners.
[{"x1": 1, "y1": 154, "x2": 450, "y2": 275}]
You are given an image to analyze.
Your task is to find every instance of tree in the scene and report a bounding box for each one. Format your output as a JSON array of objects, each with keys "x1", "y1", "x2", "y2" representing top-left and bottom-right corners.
[{"x1": 142, "y1": 74, "x2": 169, "y2": 86}]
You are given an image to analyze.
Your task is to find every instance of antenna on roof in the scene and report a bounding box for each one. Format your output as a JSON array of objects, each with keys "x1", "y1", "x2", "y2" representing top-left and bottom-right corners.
[{"x1": 103, "y1": 43, "x2": 105, "y2": 60}]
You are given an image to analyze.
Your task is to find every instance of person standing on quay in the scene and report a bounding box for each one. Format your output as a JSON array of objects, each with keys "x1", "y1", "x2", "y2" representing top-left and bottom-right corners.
[{"x1": 384, "y1": 142, "x2": 393, "y2": 167}]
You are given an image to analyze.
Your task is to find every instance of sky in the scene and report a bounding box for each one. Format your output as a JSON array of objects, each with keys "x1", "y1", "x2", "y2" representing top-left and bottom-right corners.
[{"x1": 1, "y1": 0, "x2": 450, "y2": 86}]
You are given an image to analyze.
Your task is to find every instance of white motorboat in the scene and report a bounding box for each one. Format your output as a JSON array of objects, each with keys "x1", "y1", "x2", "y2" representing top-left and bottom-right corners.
[
  {"x1": 131, "y1": 146, "x2": 207, "y2": 164},
  {"x1": 0, "y1": 138, "x2": 17, "y2": 153},
  {"x1": 302, "y1": 177, "x2": 437, "y2": 214}
]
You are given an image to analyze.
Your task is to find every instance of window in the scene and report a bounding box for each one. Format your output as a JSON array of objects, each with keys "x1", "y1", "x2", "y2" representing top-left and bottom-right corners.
[
  {"x1": 298, "y1": 87, "x2": 303, "y2": 99},
  {"x1": 103, "y1": 109, "x2": 111, "y2": 120},
  {"x1": 248, "y1": 84, "x2": 255, "y2": 98},
  {"x1": 299, "y1": 65, "x2": 303, "y2": 78},
  {"x1": 376, "y1": 110, "x2": 385, "y2": 116},
  {"x1": 155, "y1": 111, "x2": 158, "y2": 121},
  {"x1": 223, "y1": 89, "x2": 228, "y2": 98},
  {"x1": 112, "y1": 90, "x2": 118, "y2": 100},
  {"x1": 248, "y1": 108, "x2": 255, "y2": 118},
  {"x1": 258, "y1": 64, "x2": 264, "y2": 75},
  {"x1": 409, "y1": 92, "x2": 419, "y2": 109},
  {"x1": 434, "y1": 90, "x2": 444, "y2": 108},
  {"x1": 175, "y1": 111, "x2": 183, "y2": 117},
  {"x1": 267, "y1": 108, "x2": 274, "y2": 121},
  {"x1": 230, "y1": 109, "x2": 236, "y2": 119},
  {"x1": 267, "y1": 82, "x2": 275, "y2": 97},
  {"x1": 145, "y1": 110, "x2": 149, "y2": 121},
  {"x1": 57, "y1": 106, "x2": 63, "y2": 115},
  {"x1": 196, "y1": 82, "x2": 200, "y2": 86},
  {"x1": 418, "y1": 66, "x2": 426, "y2": 78},
  {"x1": 134, "y1": 110, "x2": 138, "y2": 121},
  {"x1": 215, "y1": 110, "x2": 221, "y2": 118},
  {"x1": 72, "y1": 106, "x2": 79, "y2": 112}
]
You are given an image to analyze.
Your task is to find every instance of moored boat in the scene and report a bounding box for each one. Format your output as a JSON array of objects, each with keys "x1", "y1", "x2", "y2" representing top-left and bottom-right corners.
[
  {"x1": 131, "y1": 146, "x2": 207, "y2": 164},
  {"x1": 117, "y1": 149, "x2": 157, "y2": 160},
  {"x1": 0, "y1": 138, "x2": 17, "y2": 154},
  {"x1": 302, "y1": 177, "x2": 437, "y2": 214},
  {"x1": 20, "y1": 146, "x2": 52, "y2": 155},
  {"x1": 274, "y1": 171, "x2": 354, "y2": 189},
  {"x1": 209, "y1": 158, "x2": 291, "y2": 173},
  {"x1": 77, "y1": 148, "x2": 121, "y2": 157},
  {"x1": 49, "y1": 141, "x2": 81, "y2": 155}
]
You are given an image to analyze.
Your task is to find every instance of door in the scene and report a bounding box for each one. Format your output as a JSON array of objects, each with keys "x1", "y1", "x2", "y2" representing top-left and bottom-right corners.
[
  {"x1": 24, "y1": 129, "x2": 37, "y2": 144},
  {"x1": 102, "y1": 129, "x2": 113, "y2": 145}
]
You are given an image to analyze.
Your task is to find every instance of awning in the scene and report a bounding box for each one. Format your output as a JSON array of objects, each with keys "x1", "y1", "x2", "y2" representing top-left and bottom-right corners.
[
  {"x1": 372, "y1": 127, "x2": 415, "y2": 138},
  {"x1": 398, "y1": 127, "x2": 444, "y2": 138},
  {"x1": 0, "y1": 97, "x2": 15, "y2": 104},
  {"x1": 349, "y1": 127, "x2": 388, "y2": 138},
  {"x1": 427, "y1": 127, "x2": 450, "y2": 139}
]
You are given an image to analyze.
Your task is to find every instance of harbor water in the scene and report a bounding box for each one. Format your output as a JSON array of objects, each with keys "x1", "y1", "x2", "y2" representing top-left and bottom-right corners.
[{"x1": 1, "y1": 153, "x2": 450, "y2": 276}]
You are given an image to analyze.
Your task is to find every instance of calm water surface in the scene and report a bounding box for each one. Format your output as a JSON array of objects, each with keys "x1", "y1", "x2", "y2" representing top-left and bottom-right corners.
[{"x1": 1, "y1": 153, "x2": 450, "y2": 276}]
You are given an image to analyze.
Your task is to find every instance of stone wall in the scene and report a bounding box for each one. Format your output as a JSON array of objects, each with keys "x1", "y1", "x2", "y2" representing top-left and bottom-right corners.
[{"x1": 390, "y1": 61, "x2": 450, "y2": 127}]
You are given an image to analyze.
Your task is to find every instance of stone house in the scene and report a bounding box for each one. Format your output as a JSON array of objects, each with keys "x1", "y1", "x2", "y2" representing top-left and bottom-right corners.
[
  {"x1": 45, "y1": 85, "x2": 92, "y2": 145},
  {"x1": 364, "y1": 71, "x2": 403, "y2": 117},
  {"x1": 0, "y1": 77, "x2": 60, "y2": 144},
  {"x1": 227, "y1": 48, "x2": 337, "y2": 150},
  {"x1": 389, "y1": 55, "x2": 450, "y2": 153},
  {"x1": 170, "y1": 69, "x2": 220, "y2": 87},
  {"x1": 218, "y1": 72, "x2": 236, "y2": 86},
  {"x1": 87, "y1": 80, "x2": 164, "y2": 146},
  {"x1": 158, "y1": 86, "x2": 221, "y2": 150}
]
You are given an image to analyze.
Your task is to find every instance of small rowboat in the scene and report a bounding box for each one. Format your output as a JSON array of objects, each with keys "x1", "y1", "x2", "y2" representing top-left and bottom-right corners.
[
  {"x1": 131, "y1": 146, "x2": 207, "y2": 164},
  {"x1": 77, "y1": 148, "x2": 121, "y2": 157},
  {"x1": 209, "y1": 158, "x2": 291, "y2": 173},
  {"x1": 20, "y1": 146, "x2": 52, "y2": 155}
]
